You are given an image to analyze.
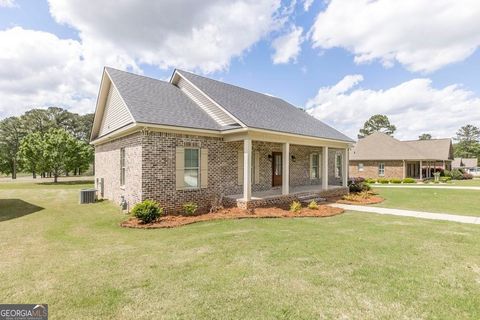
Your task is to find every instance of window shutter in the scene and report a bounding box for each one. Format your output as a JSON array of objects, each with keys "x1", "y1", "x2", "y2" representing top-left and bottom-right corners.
[
  {"x1": 175, "y1": 147, "x2": 185, "y2": 190},
  {"x1": 200, "y1": 148, "x2": 208, "y2": 188},
  {"x1": 309, "y1": 153, "x2": 314, "y2": 179},
  {"x1": 237, "y1": 149, "x2": 243, "y2": 185},
  {"x1": 254, "y1": 151, "x2": 260, "y2": 184}
]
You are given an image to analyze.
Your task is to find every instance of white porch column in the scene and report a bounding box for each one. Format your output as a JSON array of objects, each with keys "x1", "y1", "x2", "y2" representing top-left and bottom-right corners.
[
  {"x1": 443, "y1": 160, "x2": 445, "y2": 170},
  {"x1": 402, "y1": 160, "x2": 406, "y2": 179},
  {"x1": 282, "y1": 143, "x2": 290, "y2": 195},
  {"x1": 342, "y1": 148, "x2": 349, "y2": 187},
  {"x1": 322, "y1": 146, "x2": 329, "y2": 190},
  {"x1": 419, "y1": 160, "x2": 423, "y2": 179},
  {"x1": 243, "y1": 138, "x2": 252, "y2": 201}
]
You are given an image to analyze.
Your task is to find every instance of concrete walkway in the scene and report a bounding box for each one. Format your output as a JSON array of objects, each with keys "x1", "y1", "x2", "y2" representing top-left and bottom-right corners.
[
  {"x1": 372, "y1": 184, "x2": 480, "y2": 190},
  {"x1": 329, "y1": 203, "x2": 480, "y2": 225}
]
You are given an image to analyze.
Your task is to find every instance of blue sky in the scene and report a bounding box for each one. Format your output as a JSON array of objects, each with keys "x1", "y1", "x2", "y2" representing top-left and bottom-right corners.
[{"x1": 0, "y1": 0, "x2": 479, "y2": 140}]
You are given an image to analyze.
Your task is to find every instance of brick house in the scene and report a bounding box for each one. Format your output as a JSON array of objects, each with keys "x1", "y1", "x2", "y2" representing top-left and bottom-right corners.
[
  {"x1": 349, "y1": 132, "x2": 453, "y2": 180},
  {"x1": 90, "y1": 68, "x2": 353, "y2": 213}
]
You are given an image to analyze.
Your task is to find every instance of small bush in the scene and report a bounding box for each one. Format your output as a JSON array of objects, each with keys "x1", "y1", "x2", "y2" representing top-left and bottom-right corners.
[
  {"x1": 365, "y1": 178, "x2": 376, "y2": 184},
  {"x1": 182, "y1": 202, "x2": 198, "y2": 216},
  {"x1": 307, "y1": 200, "x2": 319, "y2": 210},
  {"x1": 440, "y1": 176, "x2": 451, "y2": 183},
  {"x1": 348, "y1": 177, "x2": 371, "y2": 193},
  {"x1": 132, "y1": 200, "x2": 163, "y2": 223},
  {"x1": 443, "y1": 169, "x2": 452, "y2": 178},
  {"x1": 423, "y1": 178, "x2": 433, "y2": 183},
  {"x1": 390, "y1": 178, "x2": 402, "y2": 184},
  {"x1": 451, "y1": 168, "x2": 464, "y2": 180},
  {"x1": 463, "y1": 173, "x2": 474, "y2": 180},
  {"x1": 402, "y1": 178, "x2": 415, "y2": 183},
  {"x1": 378, "y1": 178, "x2": 390, "y2": 184},
  {"x1": 290, "y1": 201, "x2": 302, "y2": 212}
]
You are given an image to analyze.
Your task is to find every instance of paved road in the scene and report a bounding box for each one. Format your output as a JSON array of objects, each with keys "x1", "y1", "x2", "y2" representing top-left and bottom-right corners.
[{"x1": 330, "y1": 203, "x2": 480, "y2": 225}]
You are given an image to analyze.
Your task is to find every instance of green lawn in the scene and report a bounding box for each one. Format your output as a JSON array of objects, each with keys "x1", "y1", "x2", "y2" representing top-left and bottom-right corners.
[
  {"x1": 450, "y1": 178, "x2": 480, "y2": 186},
  {"x1": 373, "y1": 187, "x2": 480, "y2": 216},
  {"x1": 1, "y1": 182, "x2": 480, "y2": 319}
]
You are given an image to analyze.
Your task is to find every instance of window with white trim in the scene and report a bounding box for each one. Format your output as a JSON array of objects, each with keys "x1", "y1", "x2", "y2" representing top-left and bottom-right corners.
[
  {"x1": 184, "y1": 148, "x2": 200, "y2": 188},
  {"x1": 311, "y1": 153, "x2": 319, "y2": 179},
  {"x1": 335, "y1": 152, "x2": 342, "y2": 178},
  {"x1": 358, "y1": 163, "x2": 364, "y2": 172},
  {"x1": 120, "y1": 147, "x2": 126, "y2": 186},
  {"x1": 378, "y1": 162, "x2": 385, "y2": 176}
]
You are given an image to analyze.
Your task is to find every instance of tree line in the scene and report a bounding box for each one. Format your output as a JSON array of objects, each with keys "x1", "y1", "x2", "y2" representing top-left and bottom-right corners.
[
  {"x1": 0, "y1": 107, "x2": 94, "y2": 182},
  {"x1": 358, "y1": 114, "x2": 480, "y2": 160}
]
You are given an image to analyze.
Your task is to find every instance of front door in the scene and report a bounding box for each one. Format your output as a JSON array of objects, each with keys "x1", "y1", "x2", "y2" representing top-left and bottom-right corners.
[{"x1": 272, "y1": 152, "x2": 282, "y2": 186}]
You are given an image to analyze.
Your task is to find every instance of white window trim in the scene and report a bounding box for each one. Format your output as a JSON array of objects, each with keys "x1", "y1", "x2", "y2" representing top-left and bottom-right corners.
[
  {"x1": 378, "y1": 162, "x2": 385, "y2": 176},
  {"x1": 184, "y1": 148, "x2": 200, "y2": 189},
  {"x1": 335, "y1": 152, "x2": 342, "y2": 178},
  {"x1": 358, "y1": 163, "x2": 364, "y2": 172},
  {"x1": 310, "y1": 153, "x2": 320, "y2": 179}
]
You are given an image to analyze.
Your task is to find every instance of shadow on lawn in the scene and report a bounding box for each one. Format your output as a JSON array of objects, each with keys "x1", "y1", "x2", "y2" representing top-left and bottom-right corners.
[
  {"x1": 0, "y1": 199, "x2": 44, "y2": 222},
  {"x1": 37, "y1": 180, "x2": 94, "y2": 186}
]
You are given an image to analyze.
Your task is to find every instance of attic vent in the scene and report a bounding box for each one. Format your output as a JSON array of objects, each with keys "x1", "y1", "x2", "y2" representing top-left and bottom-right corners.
[{"x1": 176, "y1": 76, "x2": 238, "y2": 127}]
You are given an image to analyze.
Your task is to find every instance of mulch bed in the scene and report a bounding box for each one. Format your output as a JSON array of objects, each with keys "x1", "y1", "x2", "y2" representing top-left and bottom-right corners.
[
  {"x1": 120, "y1": 205, "x2": 344, "y2": 229},
  {"x1": 336, "y1": 195, "x2": 384, "y2": 205}
]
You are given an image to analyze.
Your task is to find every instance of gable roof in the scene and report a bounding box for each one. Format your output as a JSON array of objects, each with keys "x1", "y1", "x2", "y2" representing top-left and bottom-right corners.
[
  {"x1": 105, "y1": 68, "x2": 222, "y2": 131},
  {"x1": 91, "y1": 67, "x2": 353, "y2": 143},
  {"x1": 176, "y1": 70, "x2": 353, "y2": 142},
  {"x1": 350, "y1": 132, "x2": 453, "y2": 161},
  {"x1": 452, "y1": 158, "x2": 478, "y2": 168}
]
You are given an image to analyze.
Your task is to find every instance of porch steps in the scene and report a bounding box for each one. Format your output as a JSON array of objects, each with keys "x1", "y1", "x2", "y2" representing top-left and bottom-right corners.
[{"x1": 297, "y1": 194, "x2": 326, "y2": 205}]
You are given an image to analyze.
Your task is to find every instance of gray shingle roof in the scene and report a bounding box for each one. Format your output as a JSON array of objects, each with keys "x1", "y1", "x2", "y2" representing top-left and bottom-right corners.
[
  {"x1": 106, "y1": 67, "x2": 222, "y2": 131},
  {"x1": 176, "y1": 70, "x2": 353, "y2": 142},
  {"x1": 105, "y1": 67, "x2": 352, "y2": 142},
  {"x1": 350, "y1": 132, "x2": 453, "y2": 160},
  {"x1": 452, "y1": 158, "x2": 478, "y2": 168}
]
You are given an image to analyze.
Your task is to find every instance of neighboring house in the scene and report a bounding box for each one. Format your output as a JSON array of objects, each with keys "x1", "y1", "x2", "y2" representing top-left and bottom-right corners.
[
  {"x1": 349, "y1": 132, "x2": 453, "y2": 179},
  {"x1": 90, "y1": 67, "x2": 353, "y2": 213},
  {"x1": 452, "y1": 158, "x2": 479, "y2": 176}
]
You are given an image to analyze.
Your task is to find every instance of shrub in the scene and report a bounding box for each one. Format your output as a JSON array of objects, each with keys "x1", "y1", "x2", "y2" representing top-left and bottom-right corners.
[
  {"x1": 451, "y1": 168, "x2": 464, "y2": 180},
  {"x1": 440, "y1": 176, "x2": 451, "y2": 183},
  {"x1": 132, "y1": 200, "x2": 163, "y2": 223},
  {"x1": 378, "y1": 178, "x2": 390, "y2": 184},
  {"x1": 307, "y1": 200, "x2": 319, "y2": 210},
  {"x1": 290, "y1": 201, "x2": 302, "y2": 212},
  {"x1": 348, "y1": 177, "x2": 371, "y2": 193},
  {"x1": 365, "y1": 178, "x2": 376, "y2": 184},
  {"x1": 423, "y1": 178, "x2": 433, "y2": 183},
  {"x1": 390, "y1": 178, "x2": 402, "y2": 184},
  {"x1": 443, "y1": 169, "x2": 452, "y2": 178},
  {"x1": 463, "y1": 173, "x2": 474, "y2": 180},
  {"x1": 182, "y1": 202, "x2": 198, "y2": 216},
  {"x1": 402, "y1": 178, "x2": 415, "y2": 183}
]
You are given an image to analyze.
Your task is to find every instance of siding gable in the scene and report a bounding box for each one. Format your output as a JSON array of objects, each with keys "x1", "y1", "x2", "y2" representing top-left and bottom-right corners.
[
  {"x1": 99, "y1": 83, "x2": 133, "y2": 137},
  {"x1": 176, "y1": 76, "x2": 238, "y2": 127}
]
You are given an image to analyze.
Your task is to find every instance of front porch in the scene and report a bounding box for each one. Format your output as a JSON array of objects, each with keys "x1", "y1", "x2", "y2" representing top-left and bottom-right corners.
[
  {"x1": 222, "y1": 132, "x2": 351, "y2": 209},
  {"x1": 405, "y1": 160, "x2": 452, "y2": 179}
]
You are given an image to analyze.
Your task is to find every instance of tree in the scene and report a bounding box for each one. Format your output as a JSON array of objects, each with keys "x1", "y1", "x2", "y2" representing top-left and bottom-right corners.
[
  {"x1": 358, "y1": 114, "x2": 396, "y2": 139},
  {"x1": 43, "y1": 128, "x2": 76, "y2": 183},
  {"x1": 19, "y1": 132, "x2": 45, "y2": 178},
  {"x1": 454, "y1": 125, "x2": 480, "y2": 158},
  {"x1": 418, "y1": 133, "x2": 432, "y2": 140},
  {"x1": 64, "y1": 139, "x2": 94, "y2": 176},
  {"x1": 0, "y1": 117, "x2": 25, "y2": 178}
]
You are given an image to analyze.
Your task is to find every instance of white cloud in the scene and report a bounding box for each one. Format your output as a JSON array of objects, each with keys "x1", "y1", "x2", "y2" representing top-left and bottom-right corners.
[
  {"x1": 310, "y1": 0, "x2": 480, "y2": 73},
  {"x1": 306, "y1": 75, "x2": 480, "y2": 140},
  {"x1": 48, "y1": 0, "x2": 283, "y2": 73},
  {"x1": 0, "y1": 27, "x2": 137, "y2": 118},
  {"x1": 303, "y1": 0, "x2": 314, "y2": 11},
  {"x1": 0, "y1": 0, "x2": 16, "y2": 7},
  {"x1": 271, "y1": 25, "x2": 304, "y2": 64}
]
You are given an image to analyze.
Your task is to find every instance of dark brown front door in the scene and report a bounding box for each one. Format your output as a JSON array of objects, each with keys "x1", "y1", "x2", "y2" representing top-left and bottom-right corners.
[{"x1": 272, "y1": 152, "x2": 282, "y2": 186}]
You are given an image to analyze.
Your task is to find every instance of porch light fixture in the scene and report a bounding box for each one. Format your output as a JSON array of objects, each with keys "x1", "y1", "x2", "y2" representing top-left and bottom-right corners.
[{"x1": 291, "y1": 155, "x2": 296, "y2": 162}]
